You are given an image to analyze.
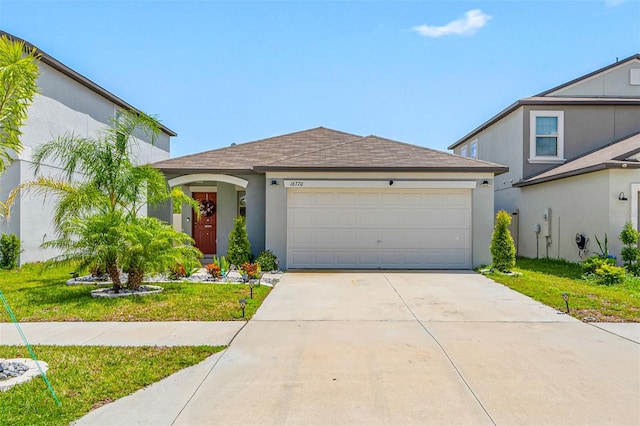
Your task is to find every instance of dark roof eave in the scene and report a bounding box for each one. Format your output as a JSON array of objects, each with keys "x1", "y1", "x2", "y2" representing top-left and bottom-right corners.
[
  {"x1": 1, "y1": 31, "x2": 177, "y2": 137},
  {"x1": 153, "y1": 167, "x2": 258, "y2": 175},
  {"x1": 254, "y1": 166, "x2": 509, "y2": 175},
  {"x1": 513, "y1": 163, "x2": 640, "y2": 187}
]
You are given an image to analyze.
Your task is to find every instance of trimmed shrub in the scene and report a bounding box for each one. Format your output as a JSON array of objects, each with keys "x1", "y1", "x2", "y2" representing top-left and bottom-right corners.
[
  {"x1": 582, "y1": 256, "x2": 616, "y2": 275},
  {"x1": 0, "y1": 233, "x2": 21, "y2": 270},
  {"x1": 227, "y1": 216, "x2": 251, "y2": 266},
  {"x1": 255, "y1": 249, "x2": 278, "y2": 272},
  {"x1": 627, "y1": 263, "x2": 640, "y2": 277},
  {"x1": 490, "y1": 210, "x2": 516, "y2": 272},
  {"x1": 594, "y1": 263, "x2": 626, "y2": 285},
  {"x1": 619, "y1": 221, "x2": 640, "y2": 269}
]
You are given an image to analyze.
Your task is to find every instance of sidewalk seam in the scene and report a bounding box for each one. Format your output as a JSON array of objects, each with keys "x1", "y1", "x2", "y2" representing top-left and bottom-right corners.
[
  {"x1": 170, "y1": 320, "x2": 249, "y2": 426},
  {"x1": 80, "y1": 322, "x2": 122, "y2": 345}
]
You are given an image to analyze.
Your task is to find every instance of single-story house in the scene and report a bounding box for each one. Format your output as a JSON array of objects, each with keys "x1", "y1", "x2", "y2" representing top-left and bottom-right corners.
[{"x1": 154, "y1": 127, "x2": 508, "y2": 270}]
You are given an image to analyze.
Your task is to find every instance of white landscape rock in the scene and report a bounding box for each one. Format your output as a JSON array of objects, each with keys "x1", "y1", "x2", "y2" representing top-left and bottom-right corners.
[{"x1": 0, "y1": 358, "x2": 49, "y2": 392}]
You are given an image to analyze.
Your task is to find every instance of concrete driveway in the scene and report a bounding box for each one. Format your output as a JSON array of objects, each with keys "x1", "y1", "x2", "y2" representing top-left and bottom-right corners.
[{"x1": 169, "y1": 271, "x2": 639, "y2": 426}]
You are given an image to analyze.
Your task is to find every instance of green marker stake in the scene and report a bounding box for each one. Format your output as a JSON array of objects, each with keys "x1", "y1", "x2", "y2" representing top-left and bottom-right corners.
[{"x1": 0, "y1": 289, "x2": 61, "y2": 406}]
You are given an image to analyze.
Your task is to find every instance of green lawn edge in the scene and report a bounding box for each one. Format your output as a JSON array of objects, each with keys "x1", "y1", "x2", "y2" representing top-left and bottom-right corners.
[
  {"x1": 0, "y1": 264, "x2": 271, "y2": 322},
  {"x1": 484, "y1": 257, "x2": 640, "y2": 322},
  {"x1": 0, "y1": 345, "x2": 224, "y2": 426}
]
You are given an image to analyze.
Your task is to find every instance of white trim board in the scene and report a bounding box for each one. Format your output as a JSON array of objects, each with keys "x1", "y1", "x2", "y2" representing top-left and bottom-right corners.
[{"x1": 283, "y1": 180, "x2": 478, "y2": 189}]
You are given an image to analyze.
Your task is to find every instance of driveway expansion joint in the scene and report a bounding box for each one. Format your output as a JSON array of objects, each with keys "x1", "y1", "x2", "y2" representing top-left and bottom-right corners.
[{"x1": 382, "y1": 272, "x2": 498, "y2": 426}]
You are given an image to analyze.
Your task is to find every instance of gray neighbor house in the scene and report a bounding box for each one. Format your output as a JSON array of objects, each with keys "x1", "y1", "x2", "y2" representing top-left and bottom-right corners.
[
  {"x1": 153, "y1": 128, "x2": 507, "y2": 270},
  {"x1": 449, "y1": 54, "x2": 640, "y2": 263},
  {"x1": 0, "y1": 31, "x2": 174, "y2": 265}
]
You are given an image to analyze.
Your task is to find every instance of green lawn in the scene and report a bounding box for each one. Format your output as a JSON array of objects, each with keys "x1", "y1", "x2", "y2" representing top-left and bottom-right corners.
[
  {"x1": 0, "y1": 345, "x2": 223, "y2": 426},
  {"x1": 0, "y1": 264, "x2": 270, "y2": 321},
  {"x1": 486, "y1": 257, "x2": 640, "y2": 322}
]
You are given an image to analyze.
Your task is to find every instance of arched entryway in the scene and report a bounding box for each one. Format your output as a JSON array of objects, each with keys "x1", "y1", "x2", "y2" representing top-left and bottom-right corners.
[{"x1": 168, "y1": 174, "x2": 248, "y2": 256}]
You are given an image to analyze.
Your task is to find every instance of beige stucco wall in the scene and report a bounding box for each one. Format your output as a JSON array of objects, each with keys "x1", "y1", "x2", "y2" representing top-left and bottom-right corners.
[{"x1": 515, "y1": 169, "x2": 640, "y2": 263}]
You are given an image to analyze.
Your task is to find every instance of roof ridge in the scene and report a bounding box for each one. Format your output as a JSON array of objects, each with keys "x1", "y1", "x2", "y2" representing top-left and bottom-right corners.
[
  {"x1": 263, "y1": 133, "x2": 364, "y2": 166},
  {"x1": 156, "y1": 127, "x2": 362, "y2": 164},
  {"x1": 362, "y1": 134, "x2": 508, "y2": 168}
]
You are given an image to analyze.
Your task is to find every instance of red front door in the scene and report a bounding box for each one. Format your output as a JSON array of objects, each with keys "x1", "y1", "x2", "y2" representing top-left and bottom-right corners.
[{"x1": 192, "y1": 192, "x2": 217, "y2": 254}]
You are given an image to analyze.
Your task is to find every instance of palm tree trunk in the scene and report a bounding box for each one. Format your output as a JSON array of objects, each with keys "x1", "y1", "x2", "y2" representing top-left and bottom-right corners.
[
  {"x1": 127, "y1": 267, "x2": 144, "y2": 290},
  {"x1": 106, "y1": 262, "x2": 122, "y2": 293}
]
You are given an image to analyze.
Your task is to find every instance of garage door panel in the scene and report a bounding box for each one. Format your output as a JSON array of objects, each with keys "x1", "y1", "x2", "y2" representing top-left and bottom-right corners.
[
  {"x1": 287, "y1": 188, "x2": 471, "y2": 269},
  {"x1": 357, "y1": 193, "x2": 379, "y2": 205},
  {"x1": 314, "y1": 211, "x2": 337, "y2": 227},
  {"x1": 357, "y1": 251, "x2": 380, "y2": 266}
]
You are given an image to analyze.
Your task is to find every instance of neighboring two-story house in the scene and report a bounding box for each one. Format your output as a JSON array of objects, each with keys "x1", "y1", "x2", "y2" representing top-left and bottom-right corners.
[
  {"x1": 0, "y1": 32, "x2": 175, "y2": 264},
  {"x1": 450, "y1": 54, "x2": 640, "y2": 262}
]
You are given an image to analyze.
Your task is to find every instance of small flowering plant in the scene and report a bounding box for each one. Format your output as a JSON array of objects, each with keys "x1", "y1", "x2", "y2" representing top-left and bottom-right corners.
[
  {"x1": 240, "y1": 262, "x2": 262, "y2": 280},
  {"x1": 168, "y1": 264, "x2": 186, "y2": 280},
  {"x1": 206, "y1": 263, "x2": 221, "y2": 278}
]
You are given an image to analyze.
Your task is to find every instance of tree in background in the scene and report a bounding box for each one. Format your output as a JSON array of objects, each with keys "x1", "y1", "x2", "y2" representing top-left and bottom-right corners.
[
  {"x1": 490, "y1": 210, "x2": 516, "y2": 272},
  {"x1": 0, "y1": 35, "x2": 39, "y2": 174}
]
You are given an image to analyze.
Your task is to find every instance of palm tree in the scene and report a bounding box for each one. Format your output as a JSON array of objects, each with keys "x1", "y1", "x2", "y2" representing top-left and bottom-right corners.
[
  {"x1": 0, "y1": 34, "x2": 39, "y2": 174},
  {"x1": 4, "y1": 110, "x2": 199, "y2": 290},
  {"x1": 120, "y1": 216, "x2": 201, "y2": 290}
]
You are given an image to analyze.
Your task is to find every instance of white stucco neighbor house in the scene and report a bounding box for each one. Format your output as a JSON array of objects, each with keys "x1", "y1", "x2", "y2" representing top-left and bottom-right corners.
[
  {"x1": 154, "y1": 127, "x2": 508, "y2": 270},
  {"x1": 0, "y1": 31, "x2": 175, "y2": 264},
  {"x1": 449, "y1": 54, "x2": 640, "y2": 263}
]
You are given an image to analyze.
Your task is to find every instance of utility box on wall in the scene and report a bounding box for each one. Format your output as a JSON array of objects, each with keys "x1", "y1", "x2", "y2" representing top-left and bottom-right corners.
[{"x1": 543, "y1": 208, "x2": 551, "y2": 237}]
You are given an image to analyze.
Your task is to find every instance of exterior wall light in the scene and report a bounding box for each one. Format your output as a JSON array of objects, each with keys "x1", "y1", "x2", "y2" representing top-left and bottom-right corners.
[
  {"x1": 481, "y1": 180, "x2": 490, "y2": 187},
  {"x1": 271, "y1": 180, "x2": 278, "y2": 186},
  {"x1": 619, "y1": 192, "x2": 628, "y2": 201}
]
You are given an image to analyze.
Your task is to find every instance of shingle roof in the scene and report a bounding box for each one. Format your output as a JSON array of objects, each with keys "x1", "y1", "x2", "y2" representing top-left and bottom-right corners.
[
  {"x1": 153, "y1": 127, "x2": 508, "y2": 174},
  {"x1": 514, "y1": 131, "x2": 640, "y2": 187}
]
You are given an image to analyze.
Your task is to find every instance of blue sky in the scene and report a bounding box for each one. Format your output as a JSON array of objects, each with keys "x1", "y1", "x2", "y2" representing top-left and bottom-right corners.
[{"x1": 1, "y1": 0, "x2": 638, "y2": 157}]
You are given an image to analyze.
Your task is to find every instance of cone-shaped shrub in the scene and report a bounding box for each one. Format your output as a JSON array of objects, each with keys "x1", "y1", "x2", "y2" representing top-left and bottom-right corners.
[
  {"x1": 227, "y1": 216, "x2": 251, "y2": 266},
  {"x1": 490, "y1": 210, "x2": 516, "y2": 272}
]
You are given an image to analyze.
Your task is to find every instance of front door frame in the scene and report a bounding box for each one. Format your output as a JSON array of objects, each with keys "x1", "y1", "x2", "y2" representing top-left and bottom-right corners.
[{"x1": 192, "y1": 191, "x2": 217, "y2": 255}]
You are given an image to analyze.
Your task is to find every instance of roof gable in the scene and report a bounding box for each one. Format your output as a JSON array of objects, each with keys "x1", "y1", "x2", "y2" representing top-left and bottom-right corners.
[
  {"x1": 538, "y1": 54, "x2": 640, "y2": 98},
  {"x1": 154, "y1": 128, "x2": 508, "y2": 174}
]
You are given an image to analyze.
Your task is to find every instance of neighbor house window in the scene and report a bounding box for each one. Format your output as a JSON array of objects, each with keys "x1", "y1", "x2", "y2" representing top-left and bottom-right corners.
[
  {"x1": 529, "y1": 111, "x2": 565, "y2": 163},
  {"x1": 470, "y1": 140, "x2": 478, "y2": 159},
  {"x1": 461, "y1": 145, "x2": 468, "y2": 157}
]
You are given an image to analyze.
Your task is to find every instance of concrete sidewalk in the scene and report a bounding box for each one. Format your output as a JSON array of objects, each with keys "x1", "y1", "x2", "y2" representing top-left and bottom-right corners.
[{"x1": 0, "y1": 321, "x2": 245, "y2": 346}]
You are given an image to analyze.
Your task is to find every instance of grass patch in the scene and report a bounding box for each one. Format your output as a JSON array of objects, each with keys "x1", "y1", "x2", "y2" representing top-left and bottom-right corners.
[
  {"x1": 0, "y1": 263, "x2": 270, "y2": 321},
  {"x1": 0, "y1": 345, "x2": 223, "y2": 426},
  {"x1": 486, "y1": 257, "x2": 640, "y2": 322}
]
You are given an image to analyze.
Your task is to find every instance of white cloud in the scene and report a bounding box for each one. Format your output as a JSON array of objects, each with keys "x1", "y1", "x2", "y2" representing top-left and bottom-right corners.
[
  {"x1": 604, "y1": 0, "x2": 624, "y2": 7},
  {"x1": 412, "y1": 9, "x2": 492, "y2": 38}
]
